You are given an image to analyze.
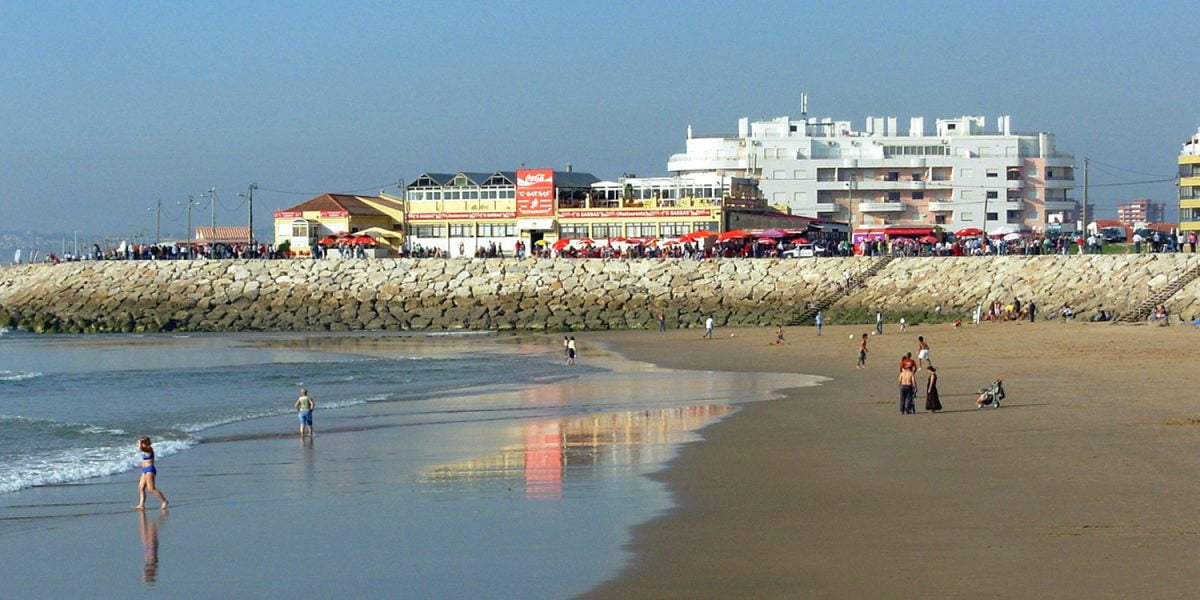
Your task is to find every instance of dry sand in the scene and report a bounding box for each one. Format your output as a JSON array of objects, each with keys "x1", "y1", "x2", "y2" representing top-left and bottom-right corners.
[{"x1": 583, "y1": 320, "x2": 1200, "y2": 599}]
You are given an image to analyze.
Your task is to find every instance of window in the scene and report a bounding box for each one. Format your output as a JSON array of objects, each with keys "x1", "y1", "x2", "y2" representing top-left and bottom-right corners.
[
  {"x1": 411, "y1": 225, "x2": 445, "y2": 238},
  {"x1": 935, "y1": 215, "x2": 947, "y2": 225},
  {"x1": 478, "y1": 223, "x2": 515, "y2": 237},
  {"x1": 961, "y1": 168, "x2": 974, "y2": 178},
  {"x1": 626, "y1": 223, "x2": 657, "y2": 238},
  {"x1": 986, "y1": 169, "x2": 998, "y2": 178},
  {"x1": 772, "y1": 170, "x2": 786, "y2": 179},
  {"x1": 887, "y1": 192, "x2": 901, "y2": 202},
  {"x1": 449, "y1": 224, "x2": 473, "y2": 237},
  {"x1": 659, "y1": 222, "x2": 690, "y2": 237},
  {"x1": 962, "y1": 190, "x2": 975, "y2": 199},
  {"x1": 1027, "y1": 211, "x2": 1039, "y2": 220},
  {"x1": 559, "y1": 224, "x2": 588, "y2": 238},
  {"x1": 986, "y1": 191, "x2": 999, "y2": 199},
  {"x1": 591, "y1": 223, "x2": 622, "y2": 239},
  {"x1": 291, "y1": 222, "x2": 308, "y2": 238},
  {"x1": 961, "y1": 212, "x2": 974, "y2": 221},
  {"x1": 793, "y1": 169, "x2": 807, "y2": 179},
  {"x1": 986, "y1": 212, "x2": 998, "y2": 221},
  {"x1": 1028, "y1": 168, "x2": 1038, "y2": 177},
  {"x1": 912, "y1": 191, "x2": 924, "y2": 200}
]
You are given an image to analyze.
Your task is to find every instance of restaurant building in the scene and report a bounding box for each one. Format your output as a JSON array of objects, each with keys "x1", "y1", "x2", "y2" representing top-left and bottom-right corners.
[{"x1": 272, "y1": 194, "x2": 405, "y2": 255}]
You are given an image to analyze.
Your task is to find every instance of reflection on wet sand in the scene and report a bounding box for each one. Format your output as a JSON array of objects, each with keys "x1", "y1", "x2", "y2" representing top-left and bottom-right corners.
[
  {"x1": 423, "y1": 405, "x2": 734, "y2": 499},
  {"x1": 139, "y1": 510, "x2": 166, "y2": 584}
]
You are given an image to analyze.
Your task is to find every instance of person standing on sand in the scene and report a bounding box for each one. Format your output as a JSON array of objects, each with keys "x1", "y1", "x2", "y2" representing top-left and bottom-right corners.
[
  {"x1": 899, "y1": 316, "x2": 907, "y2": 332},
  {"x1": 1028, "y1": 301, "x2": 1037, "y2": 323},
  {"x1": 917, "y1": 336, "x2": 930, "y2": 370},
  {"x1": 134, "y1": 437, "x2": 168, "y2": 510},
  {"x1": 563, "y1": 336, "x2": 570, "y2": 362},
  {"x1": 857, "y1": 333, "x2": 869, "y2": 368},
  {"x1": 898, "y1": 367, "x2": 917, "y2": 414},
  {"x1": 657, "y1": 312, "x2": 666, "y2": 333},
  {"x1": 815, "y1": 311, "x2": 823, "y2": 336},
  {"x1": 875, "y1": 311, "x2": 884, "y2": 335},
  {"x1": 704, "y1": 315, "x2": 714, "y2": 339},
  {"x1": 775, "y1": 325, "x2": 785, "y2": 345},
  {"x1": 295, "y1": 388, "x2": 315, "y2": 437},
  {"x1": 567, "y1": 336, "x2": 577, "y2": 365},
  {"x1": 925, "y1": 366, "x2": 942, "y2": 412}
]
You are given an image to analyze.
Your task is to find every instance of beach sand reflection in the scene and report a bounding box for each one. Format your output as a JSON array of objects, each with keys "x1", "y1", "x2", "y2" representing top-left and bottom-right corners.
[
  {"x1": 138, "y1": 510, "x2": 166, "y2": 584},
  {"x1": 422, "y1": 405, "x2": 734, "y2": 499}
]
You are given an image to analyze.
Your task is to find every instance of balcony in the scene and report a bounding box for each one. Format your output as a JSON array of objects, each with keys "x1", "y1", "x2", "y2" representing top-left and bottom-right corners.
[
  {"x1": 815, "y1": 202, "x2": 838, "y2": 213},
  {"x1": 927, "y1": 201, "x2": 955, "y2": 212},
  {"x1": 1043, "y1": 200, "x2": 1077, "y2": 211},
  {"x1": 859, "y1": 201, "x2": 906, "y2": 212},
  {"x1": 1042, "y1": 178, "x2": 1075, "y2": 189}
]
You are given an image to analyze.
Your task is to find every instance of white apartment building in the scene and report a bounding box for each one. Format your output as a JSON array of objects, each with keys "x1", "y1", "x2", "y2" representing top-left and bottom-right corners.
[{"x1": 668, "y1": 113, "x2": 1077, "y2": 233}]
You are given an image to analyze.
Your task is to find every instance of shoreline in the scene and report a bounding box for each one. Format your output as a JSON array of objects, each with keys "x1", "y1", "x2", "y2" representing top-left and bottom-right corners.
[{"x1": 582, "y1": 321, "x2": 1200, "y2": 598}]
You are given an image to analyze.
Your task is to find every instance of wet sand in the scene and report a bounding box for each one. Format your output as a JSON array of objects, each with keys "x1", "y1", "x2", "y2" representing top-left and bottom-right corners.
[{"x1": 582, "y1": 320, "x2": 1200, "y2": 598}]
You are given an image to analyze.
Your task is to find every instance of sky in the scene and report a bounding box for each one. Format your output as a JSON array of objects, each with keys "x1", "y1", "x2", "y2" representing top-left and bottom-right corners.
[{"x1": 1, "y1": 0, "x2": 1197, "y2": 239}]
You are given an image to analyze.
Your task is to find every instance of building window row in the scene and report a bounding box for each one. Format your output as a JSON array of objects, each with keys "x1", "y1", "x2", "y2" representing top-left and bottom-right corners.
[{"x1": 882, "y1": 145, "x2": 950, "y2": 157}]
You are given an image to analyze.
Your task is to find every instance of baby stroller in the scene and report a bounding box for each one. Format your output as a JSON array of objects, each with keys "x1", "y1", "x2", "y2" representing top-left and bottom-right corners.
[{"x1": 976, "y1": 378, "x2": 1005, "y2": 409}]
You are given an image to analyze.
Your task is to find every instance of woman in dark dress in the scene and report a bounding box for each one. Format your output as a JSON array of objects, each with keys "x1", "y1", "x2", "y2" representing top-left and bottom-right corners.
[{"x1": 925, "y1": 366, "x2": 942, "y2": 413}]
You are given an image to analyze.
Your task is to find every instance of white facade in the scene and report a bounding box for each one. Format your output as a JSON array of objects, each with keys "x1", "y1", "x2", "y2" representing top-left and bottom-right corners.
[{"x1": 668, "y1": 113, "x2": 1077, "y2": 233}]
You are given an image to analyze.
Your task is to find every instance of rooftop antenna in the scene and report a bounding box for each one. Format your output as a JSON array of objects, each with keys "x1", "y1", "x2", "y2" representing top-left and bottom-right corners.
[{"x1": 800, "y1": 92, "x2": 808, "y2": 118}]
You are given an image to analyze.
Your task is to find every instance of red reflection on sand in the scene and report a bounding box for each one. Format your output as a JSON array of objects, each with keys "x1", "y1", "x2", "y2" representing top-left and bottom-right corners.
[{"x1": 523, "y1": 422, "x2": 563, "y2": 500}]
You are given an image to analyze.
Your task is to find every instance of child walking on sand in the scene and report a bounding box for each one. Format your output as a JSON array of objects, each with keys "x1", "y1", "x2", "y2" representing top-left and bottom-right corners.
[{"x1": 856, "y1": 333, "x2": 869, "y2": 369}]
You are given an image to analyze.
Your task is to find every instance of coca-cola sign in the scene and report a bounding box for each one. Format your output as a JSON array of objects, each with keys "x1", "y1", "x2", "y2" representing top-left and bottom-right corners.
[{"x1": 516, "y1": 169, "x2": 555, "y2": 217}]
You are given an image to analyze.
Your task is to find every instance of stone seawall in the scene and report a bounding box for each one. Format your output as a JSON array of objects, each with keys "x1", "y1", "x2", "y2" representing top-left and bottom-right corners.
[{"x1": 1, "y1": 255, "x2": 1198, "y2": 334}]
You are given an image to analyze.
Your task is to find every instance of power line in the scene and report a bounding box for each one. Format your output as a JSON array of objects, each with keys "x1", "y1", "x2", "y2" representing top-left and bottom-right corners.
[
  {"x1": 256, "y1": 180, "x2": 401, "y2": 196},
  {"x1": 1085, "y1": 158, "x2": 1175, "y2": 179}
]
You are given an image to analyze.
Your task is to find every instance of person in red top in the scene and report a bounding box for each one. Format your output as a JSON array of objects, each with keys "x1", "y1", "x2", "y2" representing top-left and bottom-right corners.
[{"x1": 899, "y1": 352, "x2": 916, "y2": 372}]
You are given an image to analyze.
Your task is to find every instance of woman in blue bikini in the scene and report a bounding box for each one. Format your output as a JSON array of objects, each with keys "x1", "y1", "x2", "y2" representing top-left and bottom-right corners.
[{"x1": 135, "y1": 437, "x2": 168, "y2": 510}]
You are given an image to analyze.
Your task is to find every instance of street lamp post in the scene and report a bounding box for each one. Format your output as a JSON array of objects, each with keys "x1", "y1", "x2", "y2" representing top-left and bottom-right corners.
[
  {"x1": 239, "y1": 184, "x2": 257, "y2": 253},
  {"x1": 208, "y1": 187, "x2": 217, "y2": 238}
]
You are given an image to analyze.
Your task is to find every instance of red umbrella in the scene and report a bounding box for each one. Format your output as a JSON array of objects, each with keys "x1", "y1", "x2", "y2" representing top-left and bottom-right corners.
[
  {"x1": 353, "y1": 236, "x2": 376, "y2": 245},
  {"x1": 684, "y1": 230, "x2": 717, "y2": 241},
  {"x1": 318, "y1": 236, "x2": 337, "y2": 245},
  {"x1": 791, "y1": 236, "x2": 810, "y2": 244},
  {"x1": 918, "y1": 235, "x2": 939, "y2": 243},
  {"x1": 756, "y1": 237, "x2": 778, "y2": 245},
  {"x1": 955, "y1": 227, "x2": 984, "y2": 237},
  {"x1": 717, "y1": 229, "x2": 750, "y2": 242},
  {"x1": 551, "y1": 238, "x2": 570, "y2": 251},
  {"x1": 662, "y1": 240, "x2": 682, "y2": 246},
  {"x1": 609, "y1": 236, "x2": 628, "y2": 243},
  {"x1": 758, "y1": 229, "x2": 786, "y2": 238}
]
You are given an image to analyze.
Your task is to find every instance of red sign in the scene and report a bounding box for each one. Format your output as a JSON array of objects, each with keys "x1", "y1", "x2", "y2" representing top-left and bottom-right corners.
[
  {"x1": 559, "y1": 209, "x2": 713, "y2": 219},
  {"x1": 274, "y1": 210, "x2": 302, "y2": 219},
  {"x1": 516, "y1": 169, "x2": 555, "y2": 217},
  {"x1": 319, "y1": 210, "x2": 349, "y2": 218},
  {"x1": 408, "y1": 211, "x2": 517, "y2": 221}
]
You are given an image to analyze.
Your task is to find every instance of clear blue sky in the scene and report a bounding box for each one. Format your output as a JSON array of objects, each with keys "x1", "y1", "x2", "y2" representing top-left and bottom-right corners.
[{"x1": 1, "y1": 0, "x2": 1196, "y2": 238}]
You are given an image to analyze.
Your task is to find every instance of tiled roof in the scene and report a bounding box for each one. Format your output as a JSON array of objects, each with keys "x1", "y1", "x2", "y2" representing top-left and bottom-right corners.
[
  {"x1": 194, "y1": 226, "x2": 251, "y2": 243},
  {"x1": 283, "y1": 194, "x2": 392, "y2": 216}
]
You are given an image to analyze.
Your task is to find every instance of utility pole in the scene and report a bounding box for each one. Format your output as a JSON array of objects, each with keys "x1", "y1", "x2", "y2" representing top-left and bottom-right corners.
[
  {"x1": 209, "y1": 187, "x2": 216, "y2": 237},
  {"x1": 1081, "y1": 157, "x2": 1089, "y2": 235},
  {"x1": 156, "y1": 199, "x2": 161, "y2": 244},
  {"x1": 246, "y1": 183, "x2": 258, "y2": 249},
  {"x1": 186, "y1": 194, "x2": 195, "y2": 249}
]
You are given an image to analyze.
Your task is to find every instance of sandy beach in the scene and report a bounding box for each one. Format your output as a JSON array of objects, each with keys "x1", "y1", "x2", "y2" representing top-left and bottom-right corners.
[{"x1": 583, "y1": 320, "x2": 1200, "y2": 598}]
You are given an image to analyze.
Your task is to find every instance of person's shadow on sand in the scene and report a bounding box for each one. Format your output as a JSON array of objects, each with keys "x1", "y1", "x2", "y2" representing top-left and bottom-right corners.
[{"x1": 139, "y1": 510, "x2": 167, "y2": 583}]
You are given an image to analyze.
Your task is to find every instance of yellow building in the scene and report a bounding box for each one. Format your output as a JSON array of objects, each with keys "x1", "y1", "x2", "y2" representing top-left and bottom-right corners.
[
  {"x1": 1180, "y1": 128, "x2": 1200, "y2": 233},
  {"x1": 273, "y1": 194, "x2": 405, "y2": 255}
]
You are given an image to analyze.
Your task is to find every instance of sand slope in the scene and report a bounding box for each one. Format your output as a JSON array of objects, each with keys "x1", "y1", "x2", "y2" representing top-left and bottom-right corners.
[{"x1": 584, "y1": 321, "x2": 1200, "y2": 599}]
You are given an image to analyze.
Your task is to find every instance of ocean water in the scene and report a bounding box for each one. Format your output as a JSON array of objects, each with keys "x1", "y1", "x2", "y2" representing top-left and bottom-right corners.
[
  {"x1": 0, "y1": 329, "x2": 817, "y2": 598},
  {"x1": 0, "y1": 331, "x2": 602, "y2": 495}
]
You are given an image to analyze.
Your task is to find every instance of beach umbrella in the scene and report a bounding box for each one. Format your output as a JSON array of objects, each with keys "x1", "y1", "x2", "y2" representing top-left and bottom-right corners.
[
  {"x1": 756, "y1": 237, "x2": 778, "y2": 245},
  {"x1": 533, "y1": 239, "x2": 549, "y2": 246},
  {"x1": 918, "y1": 235, "x2": 939, "y2": 243},
  {"x1": 791, "y1": 236, "x2": 810, "y2": 244},
  {"x1": 662, "y1": 240, "x2": 681, "y2": 246},
  {"x1": 577, "y1": 238, "x2": 594, "y2": 246},
  {"x1": 318, "y1": 236, "x2": 337, "y2": 245},
  {"x1": 717, "y1": 229, "x2": 750, "y2": 242},
  {"x1": 955, "y1": 227, "x2": 984, "y2": 237},
  {"x1": 1003, "y1": 232, "x2": 1022, "y2": 241},
  {"x1": 758, "y1": 229, "x2": 786, "y2": 238},
  {"x1": 684, "y1": 230, "x2": 717, "y2": 241},
  {"x1": 609, "y1": 236, "x2": 628, "y2": 243},
  {"x1": 551, "y1": 238, "x2": 570, "y2": 251},
  {"x1": 353, "y1": 236, "x2": 376, "y2": 245}
]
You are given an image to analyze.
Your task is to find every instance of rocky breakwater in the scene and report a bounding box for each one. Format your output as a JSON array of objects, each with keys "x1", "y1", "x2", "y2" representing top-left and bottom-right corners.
[
  {"x1": 829, "y1": 253, "x2": 1200, "y2": 323},
  {"x1": 0, "y1": 257, "x2": 872, "y2": 334},
  {"x1": 2, "y1": 254, "x2": 1198, "y2": 334}
]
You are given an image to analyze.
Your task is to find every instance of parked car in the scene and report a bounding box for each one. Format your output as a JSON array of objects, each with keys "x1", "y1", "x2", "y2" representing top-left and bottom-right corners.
[
  {"x1": 1099, "y1": 226, "x2": 1127, "y2": 243},
  {"x1": 783, "y1": 243, "x2": 820, "y2": 258}
]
